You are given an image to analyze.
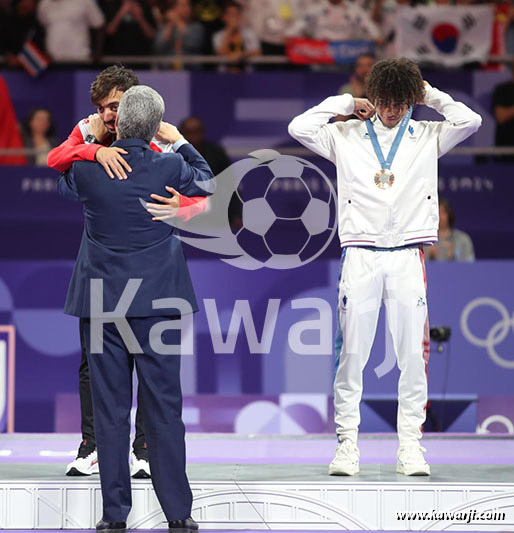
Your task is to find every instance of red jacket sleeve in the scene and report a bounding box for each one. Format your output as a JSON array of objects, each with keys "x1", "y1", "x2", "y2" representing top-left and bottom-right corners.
[
  {"x1": 47, "y1": 123, "x2": 101, "y2": 172},
  {"x1": 177, "y1": 195, "x2": 208, "y2": 222}
]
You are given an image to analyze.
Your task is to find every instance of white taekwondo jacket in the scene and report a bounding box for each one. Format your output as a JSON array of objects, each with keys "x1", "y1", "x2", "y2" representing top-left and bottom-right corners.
[{"x1": 288, "y1": 85, "x2": 482, "y2": 248}]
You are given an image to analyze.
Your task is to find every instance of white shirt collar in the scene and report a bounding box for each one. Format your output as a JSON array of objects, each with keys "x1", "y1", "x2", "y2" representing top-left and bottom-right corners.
[{"x1": 371, "y1": 113, "x2": 407, "y2": 131}]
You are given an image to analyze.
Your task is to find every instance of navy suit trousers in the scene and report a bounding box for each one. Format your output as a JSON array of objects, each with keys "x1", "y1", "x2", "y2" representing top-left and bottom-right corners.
[{"x1": 81, "y1": 317, "x2": 192, "y2": 522}]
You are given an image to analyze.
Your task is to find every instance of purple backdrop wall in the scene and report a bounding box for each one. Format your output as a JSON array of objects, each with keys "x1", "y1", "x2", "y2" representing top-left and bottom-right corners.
[{"x1": 0, "y1": 259, "x2": 513, "y2": 432}]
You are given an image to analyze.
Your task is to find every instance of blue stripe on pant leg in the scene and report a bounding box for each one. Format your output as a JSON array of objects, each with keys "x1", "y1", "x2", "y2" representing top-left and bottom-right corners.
[
  {"x1": 333, "y1": 247, "x2": 347, "y2": 440},
  {"x1": 333, "y1": 247, "x2": 347, "y2": 382}
]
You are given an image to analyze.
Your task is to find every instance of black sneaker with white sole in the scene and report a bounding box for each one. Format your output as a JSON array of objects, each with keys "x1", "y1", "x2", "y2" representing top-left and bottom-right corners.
[
  {"x1": 66, "y1": 439, "x2": 99, "y2": 476},
  {"x1": 130, "y1": 445, "x2": 151, "y2": 478}
]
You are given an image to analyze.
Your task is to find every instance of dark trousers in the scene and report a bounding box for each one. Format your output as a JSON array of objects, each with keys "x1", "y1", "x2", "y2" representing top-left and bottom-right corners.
[
  {"x1": 79, "y1": 318, "x2": 145, "y2": 450},
  {"x1": 81, "y1": 317, "x2": 192, "y2": 522}
]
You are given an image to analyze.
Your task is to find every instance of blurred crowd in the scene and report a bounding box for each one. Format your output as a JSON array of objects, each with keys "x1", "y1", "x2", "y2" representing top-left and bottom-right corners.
[{"x1": 1, "y1": 0, "x2": 514, "y2": 70}]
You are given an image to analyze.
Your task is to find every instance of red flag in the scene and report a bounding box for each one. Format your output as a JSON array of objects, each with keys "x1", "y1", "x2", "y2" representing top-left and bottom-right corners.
[{"x1": 0, "y1": 76, "x2": 27, "y2": 166}]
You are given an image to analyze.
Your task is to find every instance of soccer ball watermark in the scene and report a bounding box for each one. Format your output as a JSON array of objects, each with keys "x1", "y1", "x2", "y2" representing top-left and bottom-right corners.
[
  {"x1": 151, "y1": 149, "x2": 338, "y2": 271},
  {"x1": 234, "y1": 151, "x2": 337, "y2": 269}
]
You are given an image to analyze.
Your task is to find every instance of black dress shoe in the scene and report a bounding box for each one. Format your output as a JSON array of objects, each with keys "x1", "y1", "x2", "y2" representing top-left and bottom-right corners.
[
  {"x1": 168, "y1": 517, "x2": 199, "y2": 532},
  {"x1": 96, "y1": 519, "x2": 127, "y2": 533}
]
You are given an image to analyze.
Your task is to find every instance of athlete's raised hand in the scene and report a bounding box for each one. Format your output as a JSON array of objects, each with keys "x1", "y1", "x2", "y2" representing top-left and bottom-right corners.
[
  {"x1": 353, "y1": 98, "x2": 376, "y2": 121},
  {"x1": 418, "y1": 80, "x2": 429, "y2": 105}
]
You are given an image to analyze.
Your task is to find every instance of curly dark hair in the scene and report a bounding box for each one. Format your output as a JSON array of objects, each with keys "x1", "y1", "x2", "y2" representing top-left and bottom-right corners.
[
  {"x1": 90, "y1": 65, "x2": 139, "y2": 106},
  {"x1": 365, "y1": 58, "x2": 425, "y2": 109}
]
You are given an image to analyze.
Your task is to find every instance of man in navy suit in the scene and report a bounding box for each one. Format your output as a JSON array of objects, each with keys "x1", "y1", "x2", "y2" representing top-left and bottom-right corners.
[{"x1": 58, "y1": 85, "x2": 214, "y2": 533}]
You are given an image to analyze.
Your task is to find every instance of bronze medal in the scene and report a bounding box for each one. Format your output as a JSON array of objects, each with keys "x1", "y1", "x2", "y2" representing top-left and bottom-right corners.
[{"x1": 374, "y1": 169, "x2": 394, "y2": 189}]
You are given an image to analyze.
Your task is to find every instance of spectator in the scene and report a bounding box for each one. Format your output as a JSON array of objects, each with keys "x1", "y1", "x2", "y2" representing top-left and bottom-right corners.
[
  {"x1": 292, "y1": 0, "x2": 381, "y2": 42},
  {"x1": 191, "y1": 0, "x2": 224, "y2": 54},
  {"x1": 179, "y1": 116, "x2": 230, "y2": 176},
  {"x1": 37, "y1": 0, "x2": 104, "y2": 62},
  {"x1": 213, "y1": 1, "x2": 260, "y2": 72},
  {"x1": 426, "y1": 198, "x2": 475, "y2": 262},
  {"x1": 353, "y1": 0, "x2": 386, "y2": 26},
  {"x1": 0, "y1": 75, "x2": 27, "y2": 165},
  {"x1": 101, "y1": 0, "x2": 157, "y2": 56},
  {"x1": 22, "y1": 108, "x2": 58, "y2": 166},
  {"x1": 336, "y1": 54, "x2": 375, "y2": 121},
  {"x1": 154, "y1": 0, "x2": 205, "y2": 69},
  {"x1": 339, "y1": 54, "x2": 375, "y2": 97},
  {"x1": 492, "y1": 60, "x2": 514, "y2": 161},
  {"x1": 149, "y1": 0, "x2": 166, "y2": 25},
  {"x1": 2, "y1": 0, "x2": 46, "y2": 66},
  {"x1": 482, "y1": 0, "x2": 510, "y2": 71},
  {"x1": 244, "y1": 0, "x2": 308, "y2": 56},
  {"x1": 375, "y1": 0, "x2": 412, "y2": 58}
]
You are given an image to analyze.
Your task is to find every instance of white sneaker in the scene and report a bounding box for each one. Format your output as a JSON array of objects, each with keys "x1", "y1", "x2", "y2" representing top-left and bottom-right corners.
[
  {"x1": 329, "y1": 440, "x2": 360, "y2": 476},
  {"x1": 130, "y1": 450, "x2": 151, "y2": 478},
  {"x1": 397, "y1": 445, "x2": 431, "y2": 476},
  {"x1": 65, "y1": 440, "x2": 99, "y2": 476}
]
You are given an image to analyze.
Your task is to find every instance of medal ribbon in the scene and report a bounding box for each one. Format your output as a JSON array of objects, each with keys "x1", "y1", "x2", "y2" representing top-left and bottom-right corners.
[{"x1": 365, "y1": 107, "x2": 412, "y2": 170}]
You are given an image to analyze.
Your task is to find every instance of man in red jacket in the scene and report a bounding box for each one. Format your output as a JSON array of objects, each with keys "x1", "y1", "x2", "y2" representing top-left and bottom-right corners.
[{"x1": 48, "y1": 65, "x2": 205, "y2": 478}]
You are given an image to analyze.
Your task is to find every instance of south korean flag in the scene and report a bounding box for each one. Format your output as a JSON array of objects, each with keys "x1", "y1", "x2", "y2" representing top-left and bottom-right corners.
[{"x1": 396, "y1": 5, "x2": 494, "y2": 67}]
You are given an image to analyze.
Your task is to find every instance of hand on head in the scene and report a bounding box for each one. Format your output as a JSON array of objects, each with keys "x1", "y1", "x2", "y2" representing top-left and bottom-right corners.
[
  {"x1": 353, "y1": 98, "x2": 375, "y2": 121},
  {"x1": 418, "y1": 80, "x2": 429, "y2": 105}
]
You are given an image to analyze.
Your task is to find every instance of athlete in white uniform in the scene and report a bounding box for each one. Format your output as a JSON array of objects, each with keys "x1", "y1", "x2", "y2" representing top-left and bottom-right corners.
[{"x1": 288, "y1": 58, "x2": 481, "y2": 476}]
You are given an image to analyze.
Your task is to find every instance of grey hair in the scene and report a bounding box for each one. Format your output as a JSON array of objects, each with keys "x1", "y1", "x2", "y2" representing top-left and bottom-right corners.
[{"x1": 117, "y1": 85, "x2": 165, "y2": 142}]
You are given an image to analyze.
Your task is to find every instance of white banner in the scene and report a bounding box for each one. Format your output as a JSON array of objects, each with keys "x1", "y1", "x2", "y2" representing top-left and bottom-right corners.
[{"x1": 396, "y1": 5, "x2": 494, "y2": 67}]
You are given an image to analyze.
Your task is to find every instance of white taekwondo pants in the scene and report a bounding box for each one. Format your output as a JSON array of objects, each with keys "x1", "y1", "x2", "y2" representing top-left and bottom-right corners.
[{"x1": 334, "y1": 245, "x2": 429, "y2": 447}]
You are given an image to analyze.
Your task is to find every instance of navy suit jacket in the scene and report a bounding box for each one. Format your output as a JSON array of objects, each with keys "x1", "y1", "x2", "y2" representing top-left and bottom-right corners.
[{"x1": 58, "y1": 138, "x2": 214, "y2": 318}]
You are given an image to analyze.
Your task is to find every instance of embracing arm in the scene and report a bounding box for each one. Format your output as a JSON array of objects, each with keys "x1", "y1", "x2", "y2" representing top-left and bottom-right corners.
[
  {"x1": 47, "y1": 124, "x2": 100, "y2": 172},
  {"x1": 423, "y1": 84, "x2": 482, "y2": 157},
  {"x1": 148, "y1": 138, "x2": 206, "y2": 220},
  {"x1": 48, "y1": 119, "x2": 131, "y2": 179},
  {"x1": 175, "y1": 142, "x2": 215, "y2": 197},
  {"x1": 147, "y1": 123, "x2": 214, "y2": 221},
  {"x1": 148, "y1": 185, "x2": 208, "y2": 223},
  {"x1": 156, "y1": 122, "x2": 215, "y2": 196},
  {"x1": 176, "y1": 194, "x2": 208, "y2": 221},
  {"x1": 145, "y1": 143, "x2": 213, "y2": 223}
]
